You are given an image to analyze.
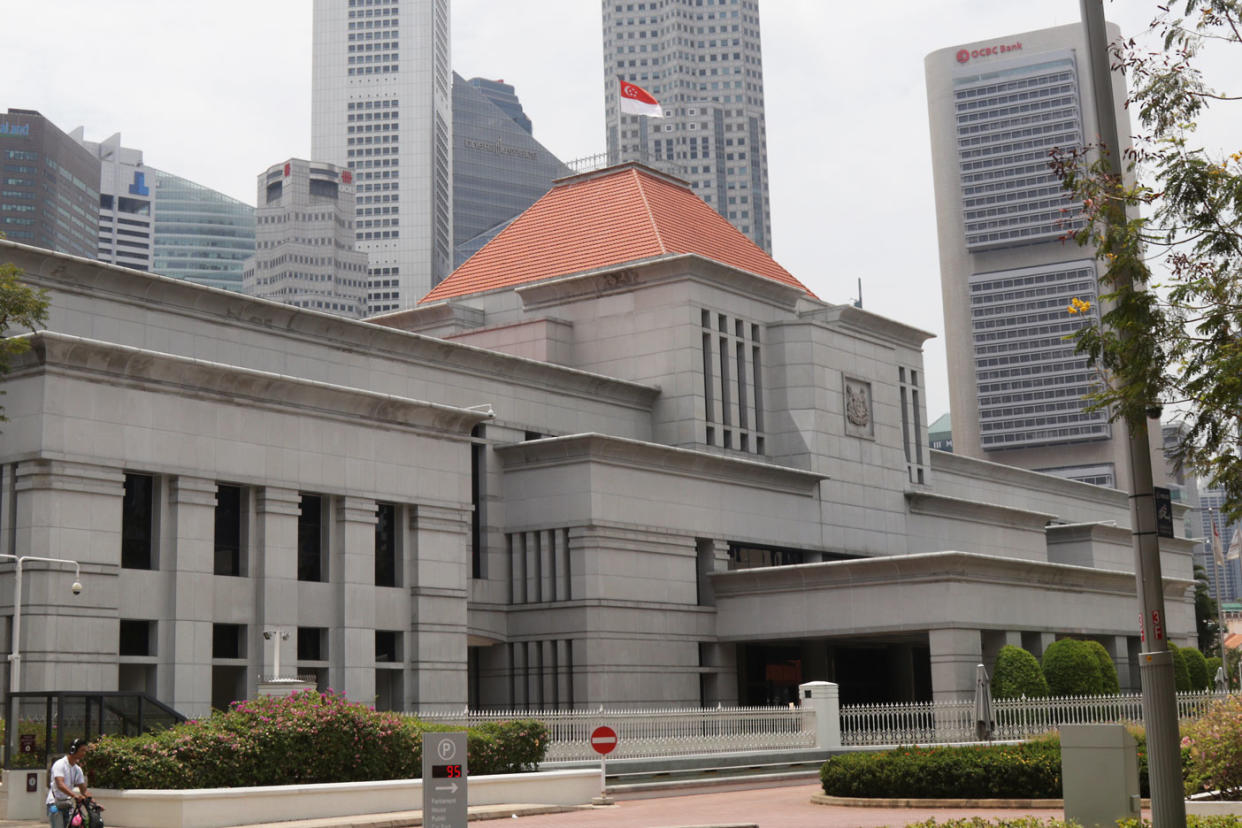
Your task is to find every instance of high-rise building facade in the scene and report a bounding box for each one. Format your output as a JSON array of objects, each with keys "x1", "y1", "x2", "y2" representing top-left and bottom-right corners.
[
  {"x1": 242, "y1": 158, "x2": 369, "y2": 317},
  {"x1": 311, "y1": 0, "x2": 453, "y2": 311},
  {"x1": 1199, "y1": 487, "x2": 1242, "y2": 603},
  {"x1": 452, "y1": 73, "x2": 570, "y2": 268},
  {"x1": 0, "y1": 109, "x2": 99, "y2": 259},
  {"x1": 925, "y1": 23, "x2": 1145, "y2": 489},
  {"x1": 602, "y1": 0, "x2": 772, "y2": 253},
  {"x1": 70, "y1": 129, "x2": 155, "y2": 272},
  {"x1": 150, "y1": 167, "x2": 256, "y2": 292}
]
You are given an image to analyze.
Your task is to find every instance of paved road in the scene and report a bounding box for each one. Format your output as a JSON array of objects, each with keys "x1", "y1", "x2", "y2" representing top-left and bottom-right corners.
[{"x1": 506, "y1": 783, "x2": 1069, "y2": 828}]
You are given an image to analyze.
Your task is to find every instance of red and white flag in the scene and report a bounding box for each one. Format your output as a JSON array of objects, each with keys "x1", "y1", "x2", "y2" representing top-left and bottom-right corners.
[
  {"x1": 619, "y1": 78, "x2": 664, "y2": 118},
  {"x1": 1212, "y1": 515, "x2": 1226, "y2": 567}
]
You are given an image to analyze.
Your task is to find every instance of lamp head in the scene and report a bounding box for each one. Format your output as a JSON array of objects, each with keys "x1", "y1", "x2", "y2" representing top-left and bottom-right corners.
[{"x1": 71, "y1": 582, "x2": 82, "y2": 596}]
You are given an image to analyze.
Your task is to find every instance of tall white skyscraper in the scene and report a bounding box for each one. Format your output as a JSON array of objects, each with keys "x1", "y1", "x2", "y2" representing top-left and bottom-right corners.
[
  {"x1": 312, "y1": 0, "x2": 452, "y2": 311},
  {"x1": 70, "y1": 128, "x2": 155, "y2": 273},
  {"x1": 924, "y1": 22, "x2": 1161, "y2": 489},
  {"x1": 603, "y1": 0, "x2": 772, "y2": 253}
]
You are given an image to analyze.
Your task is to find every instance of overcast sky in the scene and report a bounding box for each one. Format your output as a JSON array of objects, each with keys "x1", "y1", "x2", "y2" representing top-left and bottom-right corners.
[{"x1": 6, "y1": 1, "x2": 1238, "y2": 418}]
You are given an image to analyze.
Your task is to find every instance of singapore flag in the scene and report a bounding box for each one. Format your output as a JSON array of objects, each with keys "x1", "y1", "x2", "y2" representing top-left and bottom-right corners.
[{"x1": 619, "y1": 78, "x2": 664, "y2": 117}]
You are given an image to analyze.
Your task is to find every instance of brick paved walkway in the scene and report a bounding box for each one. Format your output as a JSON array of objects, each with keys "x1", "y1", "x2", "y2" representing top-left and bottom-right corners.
[{"x1": 506, "y1": 783, "x2": 1070, "y2": 828}]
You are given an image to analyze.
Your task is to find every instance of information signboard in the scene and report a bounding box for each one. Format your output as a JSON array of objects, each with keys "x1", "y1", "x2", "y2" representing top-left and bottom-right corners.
[{"x1": 422, "y1": 731, "x2": 468, "y2": 827}]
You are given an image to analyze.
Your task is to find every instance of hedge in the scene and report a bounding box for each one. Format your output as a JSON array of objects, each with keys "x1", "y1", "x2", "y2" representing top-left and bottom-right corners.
[
  {"x1": 902, "y1": 819, "x2": 1242, "y2": 828},
  {"x1": 1081, "y1": 639, "x2": 1120, "y2": 695},
  {"x1": 992, "y1": 646, "x2": 1048, "y2": 699},
  {"x1": 87, "y1": 691, "x2": 548, "y2": 789},
  {"x1": 1170, "y1": 642, "x2": 1193, "y2": 692},
  {"x1": 1041, "y1": 639, "x2": 1102, "y2": 696},
  {"x1": 822, "y1": 729, "x2": 1181, "y2": 800}
]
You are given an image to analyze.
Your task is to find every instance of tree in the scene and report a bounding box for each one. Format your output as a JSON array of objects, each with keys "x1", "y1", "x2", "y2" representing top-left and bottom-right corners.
[
  {"x1": 1194, "y1": 564, "x2": 1221, "y2": 654},
  {"x1": 1168, "y1": 642, "x2": 1192, "y2": 692},
  {"x1": 1052, "y1": 1, "x2": 1242, "y2": 521},
  {"x1": 992, "y1": 645, "x2": 1050, "y2": 699},
  {"x1": 1042, "y1": 639, "x2": 1104, "y2": 696},
  {"x1": 0, "y1": 241, "x2": 50, "y2": 420}
]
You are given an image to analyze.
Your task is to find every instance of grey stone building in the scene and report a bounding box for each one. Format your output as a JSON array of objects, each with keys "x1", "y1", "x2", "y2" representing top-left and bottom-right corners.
[
  {"x1": 242, "y1": 158, "x2": 369, "y2": 318},
  {"x1": 0, "y1": 109, "x2": 99, "y2": 259},
  {"x1": 0, "y1": 163, "x2": 1194, "y2": 719}
]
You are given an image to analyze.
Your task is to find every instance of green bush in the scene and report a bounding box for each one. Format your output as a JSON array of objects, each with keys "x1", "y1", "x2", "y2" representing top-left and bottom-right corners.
[
  {"x1": 901, "y1": 818, "x2": 1242, "y2": 828},
  {"x1": 1184, "y1": 646, "x2": 1210, "y2": 691},
  {"x1": 820, "y1": 739, "x2": 1063, "y2": 799},
  {"x1": 1080, "y1": 640, "x2": 1120, "y2": 694},
  {"x1": 88, "y1": 691, "x2": 548, "y2": 789},
  {"x1": 992, "y1": 646, "x2": 1049, "y2": 699},
  {"x1": 1041, "y1": 639, "x2": 1102, "y2": 696},
  {"x1": 1170, "y1": 642, "x2": 1193, "y2": 692},
  {"x1": 1183, "y1": 693, "x2": 1242, "y2": 799}
]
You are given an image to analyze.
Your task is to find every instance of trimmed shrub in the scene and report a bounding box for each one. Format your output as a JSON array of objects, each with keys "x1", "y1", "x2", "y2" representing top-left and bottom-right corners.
[
  {"x1": 88, "y1": 691, "x2": 548, "y2": 789},
  {"x1": 1081, "y1": 639, "x2": 1120, "y2": 694},
  {"x1": 1169, "y1": 642, "x2": 1192, "y2": 692},
  {"x1": 1183, "y1": 646, "x2": 1210, "y2": 691},
  {"x1": 992, "y1": 645, "x2": 1049, "y2": 699},
  {"x1": 902, "y1": 819, "x2": 1242, "y2": 828},
  {"x1": 820, "y1": 738, "x2": 1063, "y2": 799},
  {"x1": 1041, "y1": 639, "x2": 1102, "y2": 696},
  {"x1": 1183, "y1": 693, "x2": 1242, "y2": 799}
]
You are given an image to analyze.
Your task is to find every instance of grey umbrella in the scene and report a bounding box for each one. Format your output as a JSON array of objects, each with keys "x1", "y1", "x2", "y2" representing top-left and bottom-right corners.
[
  {"x1": 1215, "y1": 665, "x2": 1227, "y2": 693},
  {"x1": 975, "y1": 662, "x2": 995, "y2": 741}
]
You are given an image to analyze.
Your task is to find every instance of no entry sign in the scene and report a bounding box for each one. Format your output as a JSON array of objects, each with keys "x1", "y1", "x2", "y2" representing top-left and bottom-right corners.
[{"x1": 591, "y1": 725, "x2": 618, "y2": 756}]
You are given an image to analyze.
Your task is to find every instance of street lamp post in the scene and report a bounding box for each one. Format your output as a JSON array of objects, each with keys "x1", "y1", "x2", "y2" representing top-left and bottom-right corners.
[{"x1": 1, "y1": 554, "x2": 83, "y2": 695}]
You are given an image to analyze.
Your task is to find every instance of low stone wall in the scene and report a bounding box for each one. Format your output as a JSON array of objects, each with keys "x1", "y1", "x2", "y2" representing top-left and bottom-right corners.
[
  {"x1": 1186, "y1": 799, "x2": 1242, "y2": 817},
  {"x1": 93, "y1": 768, "x2": 598, "y2": 828}
]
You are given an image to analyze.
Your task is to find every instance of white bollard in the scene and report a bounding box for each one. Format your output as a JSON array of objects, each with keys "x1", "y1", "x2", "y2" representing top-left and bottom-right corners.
[{"x1": 798, "y1": 681, "x2": 841, "y2": 749}]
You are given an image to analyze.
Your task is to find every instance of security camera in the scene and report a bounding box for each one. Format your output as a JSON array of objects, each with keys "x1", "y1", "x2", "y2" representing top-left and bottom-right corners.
[
  {"x1": 71, "y1": 582, "x2": 82, "y2": 596},
  {"x1": 263, "y1": 631, "x2": 273, "y2": 641}
]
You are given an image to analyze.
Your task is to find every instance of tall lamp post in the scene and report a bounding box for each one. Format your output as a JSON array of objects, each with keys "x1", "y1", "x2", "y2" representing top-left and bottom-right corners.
[{"x1": 1, "y1": 554, "x2": 83, "y2": 695}]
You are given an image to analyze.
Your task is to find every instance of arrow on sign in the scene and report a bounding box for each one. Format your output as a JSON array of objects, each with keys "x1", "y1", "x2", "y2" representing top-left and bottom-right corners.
[{"x1": 435, "y1": 782, "x2": 459, "y2": 794}]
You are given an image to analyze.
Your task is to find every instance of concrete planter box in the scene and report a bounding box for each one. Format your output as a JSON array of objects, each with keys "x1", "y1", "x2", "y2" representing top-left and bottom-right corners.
[
  {"x1": 1186, "y1": 799, "x2": 1242, "y2": 817},
  {"x1": 94, "y1": 768, "x2": 597, "y2": 828}
]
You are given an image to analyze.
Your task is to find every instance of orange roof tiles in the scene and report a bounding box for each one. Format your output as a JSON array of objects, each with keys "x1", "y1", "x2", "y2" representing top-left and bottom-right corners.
[{"x1": 420, "y1": 164, "x2": 815, "y2": 304}]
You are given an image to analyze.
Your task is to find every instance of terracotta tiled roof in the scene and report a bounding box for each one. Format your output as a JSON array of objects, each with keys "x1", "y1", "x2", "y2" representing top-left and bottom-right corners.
[
  {"x1": 421, "y1": 164, "x2": 814, "y2": 304},
  {"x1": 1226, "y1": 632, "x2": 1242, "y2": 651}
]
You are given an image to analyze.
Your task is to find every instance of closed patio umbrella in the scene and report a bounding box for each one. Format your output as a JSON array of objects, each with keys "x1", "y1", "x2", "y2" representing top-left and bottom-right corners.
[{"x1": 975, "y1": 662, "x2": 995, "y2": 741}]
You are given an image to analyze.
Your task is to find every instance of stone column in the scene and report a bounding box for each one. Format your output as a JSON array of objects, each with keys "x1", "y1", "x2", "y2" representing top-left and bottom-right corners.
[
  {"x1": 10, "y1": 460, "x2": 123, "y2": 694},
  {"x1": 1022, "y1": 631, "x2": 1057, "y2": 660},
  {"x1": 408, "y1": 503, "x2": 470, "y2": 711},
  {"x1": 253, "y1": 487, "x2": 300, "y2": 688},
  {"x1": 331, "y1": 496, "x2": 377, "y2": 704},
  {"x1": 928, "y1": 628, "x2": 983, "y2": 702},
  {"x1": 1109, "y1": 635, "x2": 1138, "y2": 692},
  {"x1": 166, "y1": 476, "x2": 218, "y2": 717},
  {"x1": 982, "y1": 630, "x2": 1024, "y2": 674}
]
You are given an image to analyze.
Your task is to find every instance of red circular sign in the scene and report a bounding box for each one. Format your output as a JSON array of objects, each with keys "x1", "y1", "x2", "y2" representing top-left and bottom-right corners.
[
  {"x1": 956, "y1": 49, "x2": 970, "y2": 64},
  {"x1": 591, "y1": 725, "x2": 618, "y2": 756}
]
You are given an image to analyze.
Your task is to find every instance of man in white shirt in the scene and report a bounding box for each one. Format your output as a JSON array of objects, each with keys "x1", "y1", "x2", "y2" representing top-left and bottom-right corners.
[{"x1": 45, "y1": 738, "x2": 90, "y2": 828}]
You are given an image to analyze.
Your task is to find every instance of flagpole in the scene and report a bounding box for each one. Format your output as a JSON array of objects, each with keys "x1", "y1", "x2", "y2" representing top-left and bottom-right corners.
[{"x1": 1212, "y1": 509, "x2": 1230, "y2": 659}]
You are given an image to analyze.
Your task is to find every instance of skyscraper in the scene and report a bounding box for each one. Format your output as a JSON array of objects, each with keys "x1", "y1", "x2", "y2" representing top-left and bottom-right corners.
[
  {"x1": 311, "y1": 0, "x2": 453, "y2": 311},
  {"x1": 243, "y1": 158, "x2": 369, "y2": 317},
  {"x1": 149, "y1": 167, "x2": 256, "y2": 292},
  {"x1": 0, "y1": 109, "x2": 99, "y2": 259},
  {"x1": 71, "y1": 129, "x2": 155, "y2": 272},
  {"x1": 602, "y1": 0, "x2": 772, "y2": 253},
  {"x1": 925, "y1": 23, "x2": 1146, "y2": 489},
  {"x1": 452, "y1": 73, "x2": 570, "y2": 268}
]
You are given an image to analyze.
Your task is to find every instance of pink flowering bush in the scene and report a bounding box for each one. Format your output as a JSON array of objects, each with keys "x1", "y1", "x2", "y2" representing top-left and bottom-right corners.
[
  {"x1": 1182, "y1": 693, "x2": 1242, "y2": 799},
  {"x1": 87, "y1": 691, "x2": 548, "y2": 789}
]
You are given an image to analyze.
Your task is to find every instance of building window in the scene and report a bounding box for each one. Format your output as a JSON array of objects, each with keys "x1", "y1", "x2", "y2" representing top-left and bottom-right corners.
[
  {"x1": 212, "y1": 623, "x2": 245, "y2": 659},
  {"x1": 375, "y1": 630, "x2": 401, "y2": 663},
  {"x1": 375, "y1": 502, "x2": 398, "y2": 587},
  {"x1": 298, "y1": 494, "x2": 325, "y2": 582},
  {"x1": 119, "y1": 619, "x2": 154, "y2": 656},
  {"x1": 122, "y1": 473, "x2": 155, "y2": 569},
  {"x1": 471, "y1": 424, "x2": 486, "y2": 579},
  {"x1": 297, "y1": 627, "x2": 327, "y2": 662},
  {"x1": 214, "y1": 484, "x2": 244, "y2": 576}
]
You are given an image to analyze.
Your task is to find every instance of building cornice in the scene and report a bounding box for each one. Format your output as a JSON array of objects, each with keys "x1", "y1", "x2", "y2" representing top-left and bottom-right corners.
[
  {"x1": 710, "y1": 550, "x2": 1194, "y2": 601},
  {"x1": 795, "y1": 304, "x2": 936, "y2": 350},
  {"x1": 905, "y1": 490, "x2": 1057, "y2": 530},
  {"x1": 1, "y1": 240, "x2": 661, "y2": 412},
  {"x1": 930, "y1": 448, "x2": 1129, "y2": 510},
  {"x1": 12, "y1": 332, "x2": 491, "y2": 437},
  {"x1": 494, "y1": 433, "x2": 827, "y2": 495}
]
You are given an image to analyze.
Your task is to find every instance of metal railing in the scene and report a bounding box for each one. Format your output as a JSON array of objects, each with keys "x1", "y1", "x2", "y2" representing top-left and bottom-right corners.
[
  {"x1": 841, "y1": 689, "x2": 1227, "y2": 747},
  {"x1": 4, "y1": 691, "x2": 186, "y2": 768},
  {"x1": 415, "y1": 704, "x2": 815, "y2": 762}
]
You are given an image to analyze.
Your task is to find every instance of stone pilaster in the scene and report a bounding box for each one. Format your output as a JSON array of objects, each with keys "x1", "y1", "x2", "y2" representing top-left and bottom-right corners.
[
  {"x1": 331, "y1": 496, "x2": 377, "y2": 704},
  {"x1": 253, "y1": 487, "x2": 301, "y2": 686},
  {"x1": 407, "y1": 503, "x2": 470, "y2": 711},
  {"x1": 928, "y1": 627, "x2": 983, "y2": 702},
  {"x1": 166, "y1": 476, "x2": 218, "y2": 717},
  {"x1": 9, "y1": 460, "x2": 123, "y2": 695}
]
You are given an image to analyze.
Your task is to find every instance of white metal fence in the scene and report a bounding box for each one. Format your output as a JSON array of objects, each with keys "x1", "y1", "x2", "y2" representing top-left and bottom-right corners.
[
  {"x1": 840, "y1": 689, "x2": 1226, "y2": 746},
  {"x1": 415, "y1": 704, "x2": 816, "y2": 762}
]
